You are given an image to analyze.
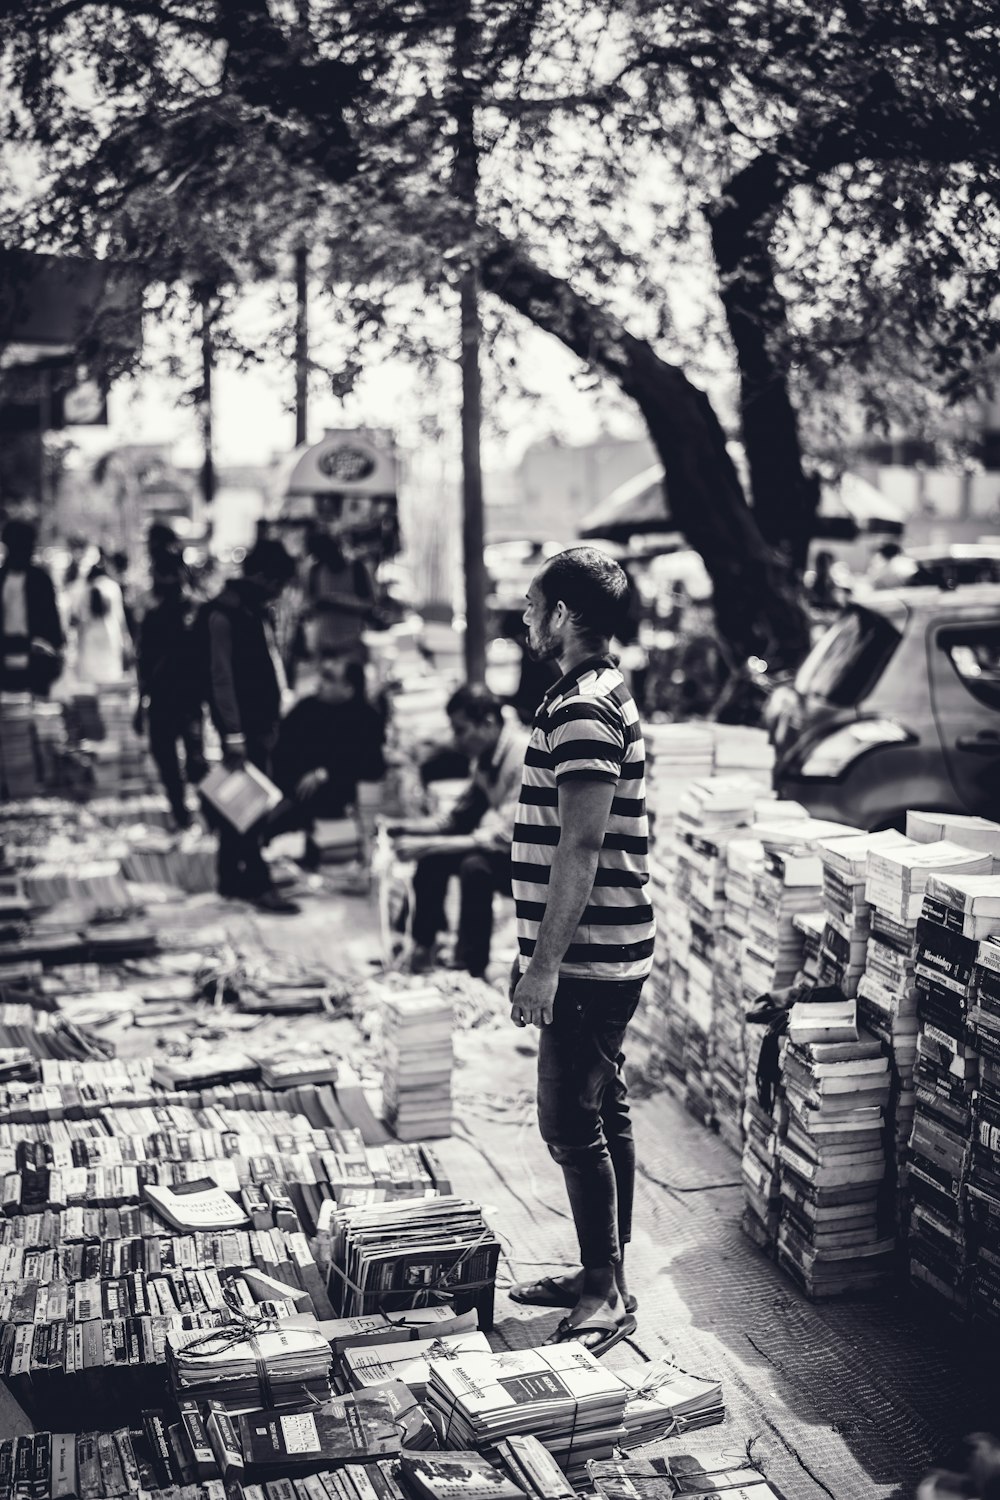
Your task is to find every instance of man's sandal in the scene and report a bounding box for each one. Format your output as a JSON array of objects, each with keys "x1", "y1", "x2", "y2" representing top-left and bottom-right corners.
[
  {"x1": 509, "y1": 1275, "x2": 638, "y2": 1315},
  {"x1": 546, "y1": 1312, "x2": 637, "y2": 1358}
]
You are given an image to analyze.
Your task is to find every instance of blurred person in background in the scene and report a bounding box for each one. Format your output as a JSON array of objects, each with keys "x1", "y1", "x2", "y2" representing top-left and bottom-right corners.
[
  {"x1": 71, "y1": 553, "x2": 130, "y2": 686},
  {"x1": 201, "y1": 537, "x2": 299, "y2": 912},
  {"x1": 134, "y1": 554, "x2": 206, "y2": 830},
  {"x1": 0, "y1": 518, "x2": 64, "y2": 695},
  {"x1": 305, "y1": 530, "x2": 377, "y2": 662},
  {"x1": 268, "y1": 654, "x2": 387, "y2": 870},
  {"x1": 390, "y1": 683, "x2": 529, "y2": 978}
]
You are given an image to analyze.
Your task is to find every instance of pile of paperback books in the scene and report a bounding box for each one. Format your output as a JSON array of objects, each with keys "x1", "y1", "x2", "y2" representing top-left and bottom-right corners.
[
  {"x1": 425, "y1": 1342, "x2": 630, "y2": 1484},
  {"x1": 381, "y1": 987, "x2": 453, "y2": 1141}
]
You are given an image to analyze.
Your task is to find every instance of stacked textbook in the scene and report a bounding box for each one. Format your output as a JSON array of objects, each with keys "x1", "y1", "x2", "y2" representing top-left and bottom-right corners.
[
  {"x1": 382, "y1": 988, "x2": 453, "y2": 1141},
  {"x1": 777, "y1": 997, "x2": 894, "y2": 1296},
  {"x1": 425, "y1": 1342, "x2": 629, "y2": 1483}
]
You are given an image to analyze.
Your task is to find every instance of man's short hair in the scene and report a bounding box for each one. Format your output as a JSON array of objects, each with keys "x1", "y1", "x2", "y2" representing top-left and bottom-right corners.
[
  {"x1": 243, "y1": 537, "x2": 296, "y2": 585},
  {"x1": 446, "y1": 682, "x2": 503, "y2": 726},
  {"x1": 537, "y1": 546, "x2": 629, "y2": 643}
]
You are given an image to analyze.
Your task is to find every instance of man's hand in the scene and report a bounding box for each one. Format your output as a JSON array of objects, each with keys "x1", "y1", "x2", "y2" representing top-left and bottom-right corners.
[
  {"x1": 394, "y1": 835, "x2": 434, "y2": 862},
  {"x1": 295, "y1": 768, "x2": 328, "y2": 802},
  {"x1": 510, "y1": 966, "x2": 558, "y2": 1029},
  {"x1": 133, "y1": 702, "x2": 146, "y2": 736},
  {"x1": 223, "y1": 745, "x2": 246, "y2": 771}
]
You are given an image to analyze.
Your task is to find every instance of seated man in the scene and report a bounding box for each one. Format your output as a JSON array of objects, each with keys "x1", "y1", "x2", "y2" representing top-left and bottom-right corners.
[
  {"x1": 269, "y1": 654, "x2": 386, "y2": 869},
  {"x1": 391, "y1": 683, "x2": 529, "y2": 979}
]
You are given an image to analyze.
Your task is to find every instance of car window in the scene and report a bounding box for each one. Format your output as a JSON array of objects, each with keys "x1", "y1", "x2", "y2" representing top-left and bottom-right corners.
[
  {"x1": 938, "y1": 625, "x2": 1000, "y2": 711},
  {"x1": 794, "y1": 607, "x2": 902, "y2": 705}
]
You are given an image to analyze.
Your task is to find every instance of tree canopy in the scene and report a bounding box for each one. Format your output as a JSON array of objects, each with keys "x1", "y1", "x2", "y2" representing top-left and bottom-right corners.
[{"x1": 5, "y1": 0, "x2": 1000, "y2": 668}]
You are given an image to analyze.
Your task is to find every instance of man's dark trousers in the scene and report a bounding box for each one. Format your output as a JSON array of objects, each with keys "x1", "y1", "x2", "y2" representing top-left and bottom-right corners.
[
  {"x1": 216, "y1": 733, "x2": 276, "y2": 897},
  {"x1": 536, "y1": 976, "x2": 643, "y2": 1268},
  {"x1": 411, "y1": 847, "x2": 510, "y2": 977},
  {"x1": 148, "y1": 702, "x2": 204, "y2": 827}
]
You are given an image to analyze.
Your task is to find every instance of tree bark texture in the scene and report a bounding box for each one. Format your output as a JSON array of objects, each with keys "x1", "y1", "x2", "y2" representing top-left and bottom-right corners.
[
  {"x1": 481, "y1": 241, "x2": 811, "y2": 669},
  {"x1": 708, "y1": 156, "x2": 819, "y2": 573}
]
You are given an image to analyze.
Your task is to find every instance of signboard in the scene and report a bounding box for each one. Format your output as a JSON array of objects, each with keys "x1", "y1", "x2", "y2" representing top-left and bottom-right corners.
[{"x1": 284, "y1": 428, "x2": 398, "y2": 499}]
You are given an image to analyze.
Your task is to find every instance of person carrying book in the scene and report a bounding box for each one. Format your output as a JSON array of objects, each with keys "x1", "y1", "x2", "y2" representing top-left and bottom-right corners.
[
  {"x1": 200, "y1": 538, "x2": 299, "y2": 913},
  {"x1": 507, "y1": 547, "x2": 654, "y2": 1356}
]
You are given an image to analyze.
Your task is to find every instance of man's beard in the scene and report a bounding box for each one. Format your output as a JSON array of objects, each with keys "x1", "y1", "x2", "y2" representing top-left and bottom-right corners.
[{"x1": 526, "y1": 628, "x2": 560, "y2": 662}]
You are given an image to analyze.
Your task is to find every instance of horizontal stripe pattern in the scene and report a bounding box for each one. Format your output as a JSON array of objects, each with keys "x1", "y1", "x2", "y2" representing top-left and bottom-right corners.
[{"x1": 512, "y1": 654, "x2": 655, "y2": 982}]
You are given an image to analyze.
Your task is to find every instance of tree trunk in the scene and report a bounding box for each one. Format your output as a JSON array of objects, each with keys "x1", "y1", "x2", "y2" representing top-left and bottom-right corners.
[
  {"x1": 708, "y1": 156, "x2": 819, "y2": 572},
  {"x1": 481, "y1": 240, "x2": 811, "y2": 670}
]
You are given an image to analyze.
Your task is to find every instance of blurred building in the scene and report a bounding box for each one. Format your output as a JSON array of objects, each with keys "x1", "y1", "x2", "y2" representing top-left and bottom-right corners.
[{"x1": 485, "y1": 430, "x2": 658, "y2": 543}]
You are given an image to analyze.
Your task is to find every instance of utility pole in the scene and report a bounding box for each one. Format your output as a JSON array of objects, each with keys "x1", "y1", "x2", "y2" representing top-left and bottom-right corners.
[
  {"x1": 294, "y1": 245, "x2": 309, "y2": 448},
  {"x1": 198, "y1": 287, "x2": 216, "y2": 507},
  {"x1": 453, "y1": 2, "x2": 487, "y2": 684}
]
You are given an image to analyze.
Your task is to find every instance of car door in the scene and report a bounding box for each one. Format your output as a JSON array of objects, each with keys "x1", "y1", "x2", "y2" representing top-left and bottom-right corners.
[{"x1": 927, "y1": 615, "x2": 1000, "y2": 819}]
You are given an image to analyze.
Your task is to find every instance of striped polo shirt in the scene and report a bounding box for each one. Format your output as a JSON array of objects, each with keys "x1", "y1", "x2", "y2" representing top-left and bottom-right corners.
[{"x1": 512, "y1": 654, "x2": 654, "y2": 983}]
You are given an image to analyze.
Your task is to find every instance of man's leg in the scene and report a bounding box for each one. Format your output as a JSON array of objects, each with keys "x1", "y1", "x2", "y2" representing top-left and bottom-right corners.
[
  {"x1": 147, "y1": 706, "x2": 187, "y2": 828},
  {"x1": 410, "y1": 849, "x2": 464, "y2": 959},
  {"x1": 239, "y1": 736, "x2": 276, "y2": 896},
  {"x1": 536, "y1": 978, "x2": 642, "y2": 1343},
  {"x1": 454, "y1": 849, "x2": 507, "y2": 978}
]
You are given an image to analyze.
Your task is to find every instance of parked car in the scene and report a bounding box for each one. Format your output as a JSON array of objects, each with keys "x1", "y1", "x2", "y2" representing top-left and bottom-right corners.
[
  {"x1": 770, "y1": 584, "x2": 1000, "y2": 830},
  {"x1": 866, "y1": 543, "x2": 1000, "y2": 592}
]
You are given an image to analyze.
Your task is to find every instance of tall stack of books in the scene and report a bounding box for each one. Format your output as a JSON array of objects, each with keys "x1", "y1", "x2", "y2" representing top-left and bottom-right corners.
[
  {"x1": 967, "y1": 934, "x2": 1000, "y2": 1322},
  {"x1": 740, "y1": 1057, "x2": 783, "y2": 1253},
  {"x1": 907, "y1": 873, "x2": 1000, "y2": 1314},
  {"x1": 674, "y1": 778, "x2": 760, "y2": 1128},
  {"x1": 816, "y1": 831, "x2": 909, "y2": 997},
  {"x1": 425, "y1": 1342, "x2": 630, "y2": 1484},
  {"x1": 382, "y1": 988, "x2": 452, "y2": 1141},
  {"x1": 777, "y1": 997, "x2": 894, "y2": 1296},
  {"x1": 742, "y1": 822, "x2": 830, "y2": 997},
  {"x1": 860, "y1": 840, "x2": 993, "y2": 1228}
]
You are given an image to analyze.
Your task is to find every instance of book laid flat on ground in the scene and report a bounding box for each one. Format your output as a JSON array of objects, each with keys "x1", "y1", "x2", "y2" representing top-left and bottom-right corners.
[
  {"x1": 199, "y1": 763, "x2": 283, "y2": 834},
  {"x1": 142, "y1": 1177, "x2": 249, "y2": 1232},
  {"x1": 205, "y1": 1389, "x2": 404, "y2": 1476},
  {"x1": 400, "y1": 1450, "x2": 527, "y2": 1500}
]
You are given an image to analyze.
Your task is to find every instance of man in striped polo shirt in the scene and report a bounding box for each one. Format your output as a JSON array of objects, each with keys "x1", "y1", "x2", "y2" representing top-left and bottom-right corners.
[{"x1": 508, "y1": 547, "x2": 653, "y2": 1356}]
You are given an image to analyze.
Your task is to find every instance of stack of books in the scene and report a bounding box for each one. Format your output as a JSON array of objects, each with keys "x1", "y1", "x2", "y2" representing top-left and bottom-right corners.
[
  {"x1": 497, "y1": 1433, "x2": 576, "y2": 1500},
  {"x1": 588, "y1": 1456, "x2": 785, "y2": 1500},
  {"x1": 402, "y1": 1449, "x2": 529, "y2": 1500},
  {"x1": 906, "y1": 810, "x2": 1000, "y2": 859},
  {"x1": 327, "y1": 1196, "x2": 500, "y2": 1327},
  {"x1": 908, "y1": 873, "x2": 1000, "y2": 1313},
  {"x1": 672, "y1": 778, "x2": 762, "y2": 1130},
  {"x1": 967, "y1": 935, "x2": 1000, "y2": 1321},
  {"x1": 742, "y1": 820, "x2": 837, "y2": 996},
  {"x1": 741, "y1": 1037, "x2": 783, "y2": 1253},
  {"x1": 615, "y1": 1354, "x2": 724, "y2": 1445},
  {"x1": 709, "y1": 833, "x2": 768, "y2": 1152},
  {"x1": 816, "y1": 830, "x2": 909, "y2": 997},
  {"x1": 425, "y1": 1342, "x2": 630, "y2": 1483},
  {"x1": 382, "y1": 988, "x2": 453, "y2": 1141},
  {"x1": 859, "y1": 840, "x2": 992, "y2": 1228},
  {"x1": 167, "y1": 1319, "x2": 334, "y2": 1411},
  {"x1": 777, "y1": 999, "x2": 894, "y2": 1296},
  {"x1": 341, "y1": 1328, "x2": 491, "y2": 1400}
]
